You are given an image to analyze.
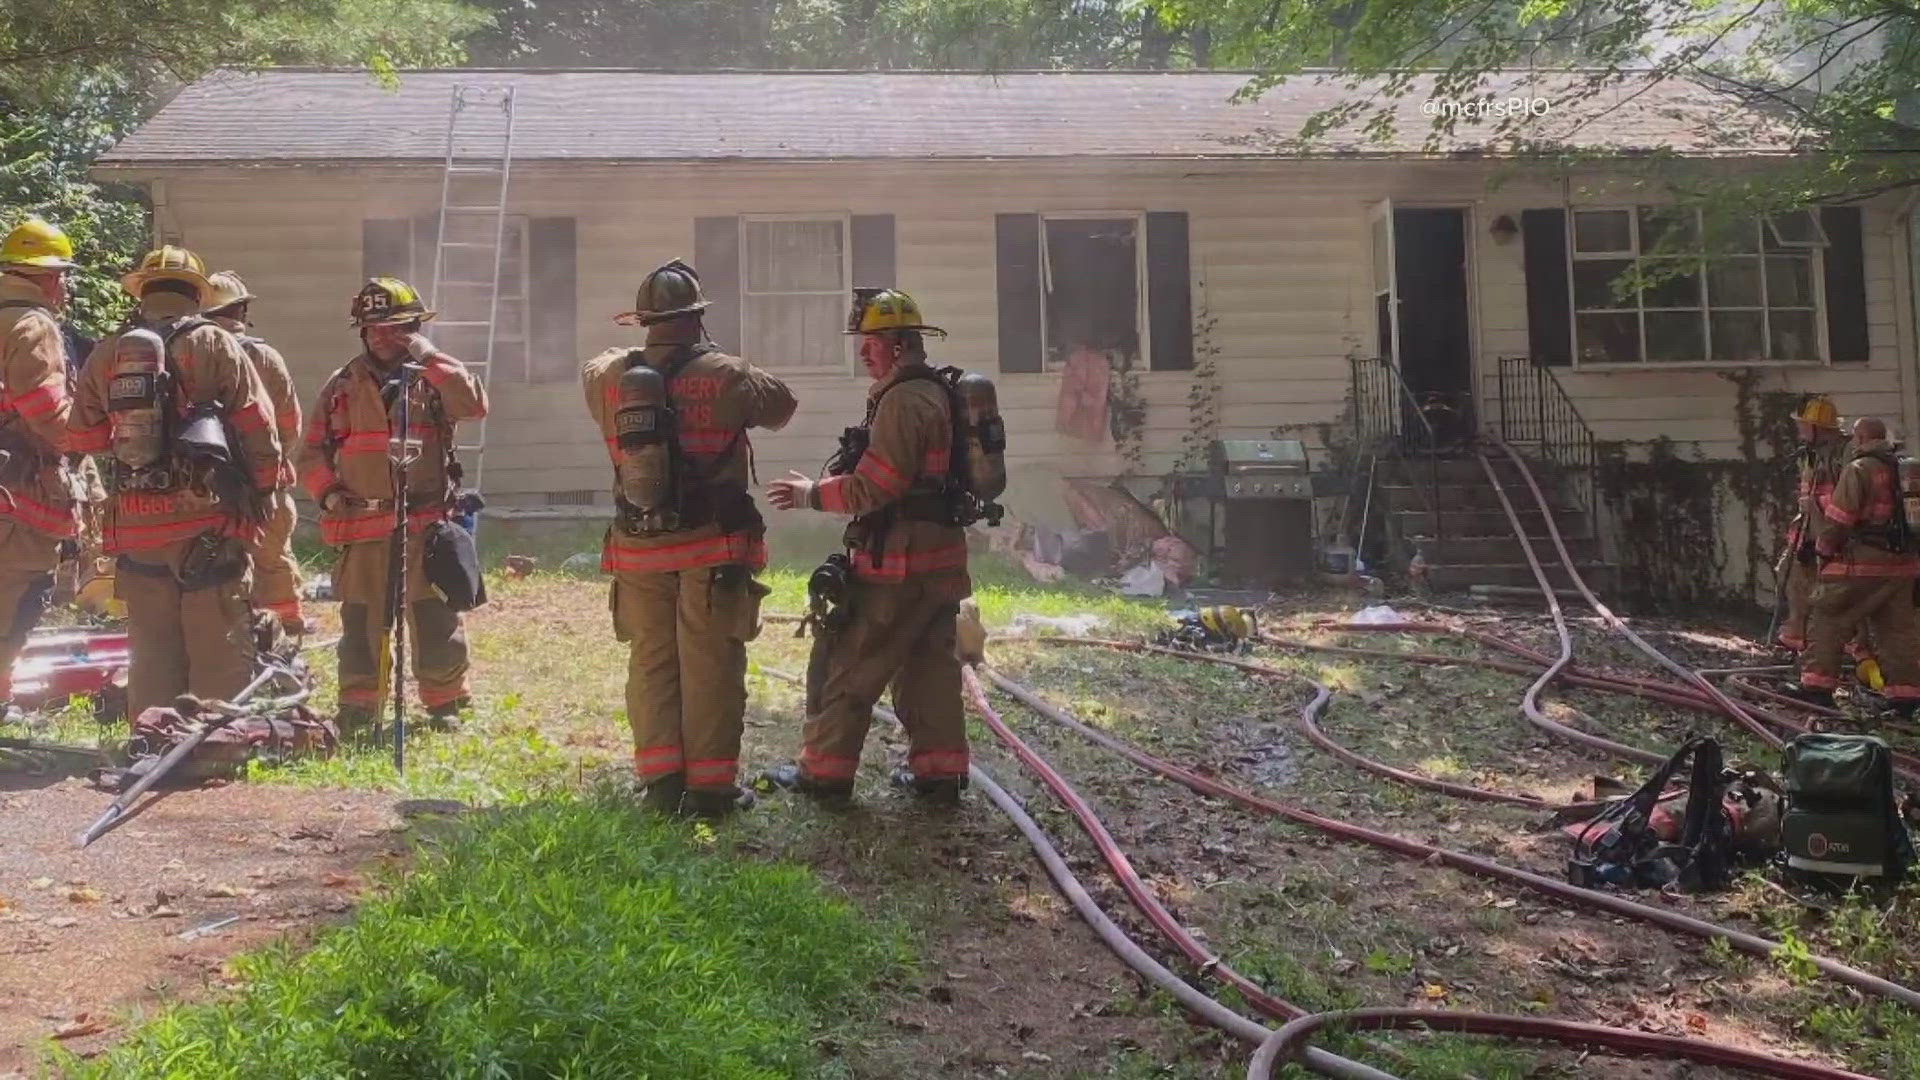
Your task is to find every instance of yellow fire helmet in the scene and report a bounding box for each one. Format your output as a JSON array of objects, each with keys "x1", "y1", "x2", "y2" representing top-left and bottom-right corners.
[
  {"x1": 845, "y1": 287, "x2": 947, "y2": 338},
  {"x1": 1795, "y1": 394, "x2": 1840, "y2": 431},
  {"x1": 1199, "y1": 606, "x2": 1255, "y2": 642},
  {"x1": 350, "y1": 277, "x2": 436, "y2": 327},
  {"x1": 121, "y1": 245, "x2": 212, "y2": 299},
  {"x1": 0, "y1": 217, "x2": 77, "y2": 270},
  {"x1": 203, "y1": 270, "x2": 256, "y2": 316}
]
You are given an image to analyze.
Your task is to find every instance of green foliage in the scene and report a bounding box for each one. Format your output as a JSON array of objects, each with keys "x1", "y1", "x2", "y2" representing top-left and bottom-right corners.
[
  {"x1": 60, "y1": 795, "x2": 906, "y2": 1079},
  {"x1": 463, "y1": 0, "x2": 1210, "y2": 69},
  {"x1": 1151, "y1": 0, "x2": 1920, "y2": 210}
]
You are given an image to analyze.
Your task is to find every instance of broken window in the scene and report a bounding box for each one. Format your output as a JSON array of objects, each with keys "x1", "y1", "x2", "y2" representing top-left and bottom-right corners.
[
  {"x1": 1041, "y1": 216, "x2": 1142, "y2": 369},
  {"x1": 1569, "y1": 207, "x2": 1826, "y2": 365},
  {"x1": 742, "y1": 217, "x2": 848, "y2": 370},
  {"x1": 414, "y1": 215, "x2": 532, "y2": 380}
]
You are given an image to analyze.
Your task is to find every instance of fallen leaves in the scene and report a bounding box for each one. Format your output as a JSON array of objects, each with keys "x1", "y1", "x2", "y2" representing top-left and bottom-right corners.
[
  {"x1": 65, "y1": 887, "x2": 103, "y2": 904},
  {"x1": 51, "y1": 1014, "x2": 109, "y2": 1041}
]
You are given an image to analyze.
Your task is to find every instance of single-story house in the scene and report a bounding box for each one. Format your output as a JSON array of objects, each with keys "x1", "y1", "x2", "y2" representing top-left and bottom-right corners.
[{"x1": 94, "y1": 68, "x2": 1920, "y2": 601}]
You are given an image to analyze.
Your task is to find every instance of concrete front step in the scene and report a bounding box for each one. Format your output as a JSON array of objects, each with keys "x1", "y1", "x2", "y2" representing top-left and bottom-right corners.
[
  {"x1": 1393, "y1": 508, "x2": 1590, "y2": 538},
  {"x1": 1427, "y1": 561, "x2": 1620, "y2": 592},
  {"x1": 1379, "y1": 482, "x2": 1580, "y2": 514}
]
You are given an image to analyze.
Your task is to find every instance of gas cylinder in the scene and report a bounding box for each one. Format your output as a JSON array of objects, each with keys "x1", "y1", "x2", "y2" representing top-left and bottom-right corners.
[
  {"x1": 1900, "y1": 455, "x2": 1920, "y2": 527},
  {"x1": 106, "y1": 328, "x2": 169, "y2": 471},
  {"x1": 953, "y1": 371, "x2": 1007, "y2": 504},
  {"x1": 614, "y1": 362, "x2": 674, "y2": 526}
]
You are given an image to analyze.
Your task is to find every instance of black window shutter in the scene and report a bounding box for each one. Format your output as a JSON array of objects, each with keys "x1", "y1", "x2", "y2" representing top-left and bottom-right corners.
[
  {"x1": 361, "y1": 218, "x2": 411, "y2": 283},
  {"x1": 528, "y1": 217, "x2": 577, "y2": 382},
  {"x1": 411, "y1": 212, "x2": 442, "y2": 304},
  {"x1": 694, "y1": 217, "x2": 741, "y2": 354},
  {"x1": 995, "y1": 213, "x2": 1042, "y2": 373},
  {"x1": 850, "y1": 214, "x2": 896, "y2": 288},
  {"x1": 1522, "y1": 208, "x2": 1572, "y2": 366},
  {"x1": 1821, "y1": 206, "x2": 1868, "y2": 363},
  {"x1": 1145, "y1": 211, "x2": 1193, "y2": 371}
]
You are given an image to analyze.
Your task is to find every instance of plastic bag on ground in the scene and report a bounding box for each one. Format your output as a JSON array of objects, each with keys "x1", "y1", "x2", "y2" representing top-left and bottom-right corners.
[
  {"x1": 1350, "y1": 604, "x2": 1404, "y2": 625},
  {"x1": 1008, "y1": 613, "x2": 1108, "y2": 638},
  {"x1": 1119, "y1": 562, "x2": 1166, "y2": 597}
]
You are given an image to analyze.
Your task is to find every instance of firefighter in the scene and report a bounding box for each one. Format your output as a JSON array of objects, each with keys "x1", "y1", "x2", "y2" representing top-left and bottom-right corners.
[
  {"x1": 299, "y1": 279, "x2": 487, "y2": 736},
  {"x1": 68, "y1": 247, "x2": 281, "y2": 717},
  {"x1": 583, "y1": 259, "x2": 796, "y2": 817},
  {"x1": 762, "y1": 288, "x2": 976, "y2": 804},
  {"x1": 0, "y1": 219, "x2": 81, "y2": 721},
  {"x1": 204, "y1": 271, "x2": 305, "y2": 634},
  {"x1": 1776, "y1": 394, "x2": 1848, "y2": 652},
  {"x1": 1794, "y1": 417, "x2": 1920, "y2": 715}
]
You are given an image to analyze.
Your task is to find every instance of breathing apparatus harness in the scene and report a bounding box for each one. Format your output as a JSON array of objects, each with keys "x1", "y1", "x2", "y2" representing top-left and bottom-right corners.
[
  {"x1": 826, "y1": 363, "x2": 1005, "y2": 572},
  {"x1": 1837, "y1": 448, "x2": 1913, "y2": 556},
  {"x1": 612, "y1": 341, "x2": 759, "y2": 540},
  {"x1": 105, "y1": 314, "x2": 259, "y2": 525}
]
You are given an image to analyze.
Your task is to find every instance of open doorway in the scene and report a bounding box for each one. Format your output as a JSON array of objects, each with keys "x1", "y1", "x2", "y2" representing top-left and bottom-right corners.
[{"x1": 1392, "y1": 208, "x2": 1474, "y2": 443}]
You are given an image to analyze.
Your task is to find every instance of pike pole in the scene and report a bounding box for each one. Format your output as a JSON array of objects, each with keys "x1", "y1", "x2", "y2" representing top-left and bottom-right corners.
[{"x1": 387, "y1": 362, "x2": 426, "y2": 774}]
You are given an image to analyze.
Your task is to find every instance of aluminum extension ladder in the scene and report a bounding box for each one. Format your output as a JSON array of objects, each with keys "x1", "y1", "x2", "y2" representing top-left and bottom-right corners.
[{"x1": 427, "y1": 83, "x2": 516, "y2": 502}]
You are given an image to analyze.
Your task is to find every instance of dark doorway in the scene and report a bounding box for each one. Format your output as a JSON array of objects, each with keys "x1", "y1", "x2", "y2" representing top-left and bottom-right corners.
[{"x1": 1393, "y1": 208, "x2": 1475, "y2": 442}]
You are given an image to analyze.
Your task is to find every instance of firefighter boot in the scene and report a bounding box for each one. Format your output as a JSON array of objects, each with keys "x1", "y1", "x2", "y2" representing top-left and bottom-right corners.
[
  {"x1": 336, "y1": 704, "x2": 378, "y2": 745},
  {"x1": 1782, "y1": 683, "x2": 1838, "y2": 709},
  {"x1": 758, "y1": 762, "x2": 855, "y2": 801},
  {"x1": 427, "y1": 696, "x2": 470, "y2": 734},
  {"x1": 890, "y1": 767, "x2": 967, "y2": 806},
  {"x1": 681, "y1": 785, "x2": 757, "y2": 819},
  {"x1": 637, "y1": 772, "x2": 685, "y2": 815}
]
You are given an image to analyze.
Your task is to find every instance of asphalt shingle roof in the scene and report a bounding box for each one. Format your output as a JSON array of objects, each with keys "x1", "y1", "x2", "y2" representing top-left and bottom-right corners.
[{"x1": 98, "y1": 68, "x2": 1812, "y2": 166}]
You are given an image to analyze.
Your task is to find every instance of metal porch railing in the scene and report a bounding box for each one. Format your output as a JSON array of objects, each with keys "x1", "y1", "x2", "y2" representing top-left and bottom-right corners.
[
  {"x1": 1348, "y1": 354, "x2": 1443, "y2": 544},
  {"x1": 1496, "y1": 356, "x2": 1598, "y2": 529}
]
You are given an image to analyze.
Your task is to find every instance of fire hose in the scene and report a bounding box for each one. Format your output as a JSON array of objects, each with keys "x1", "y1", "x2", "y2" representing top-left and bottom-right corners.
[
  {"x1": 989, "y1": 643, "x2": 1920, "y2": 1014},
  {"x1": 754, "y1": 666, "x2": 1393, "y2": 1080},
  {"x1": 966, "y1": 659, "x2": 1890, "y2": 1077}
]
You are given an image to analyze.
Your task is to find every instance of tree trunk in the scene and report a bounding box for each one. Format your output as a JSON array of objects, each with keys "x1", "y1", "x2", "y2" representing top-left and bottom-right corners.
[
  {"x1": 1190, "y1": 24, "x2": 1212, "y2": 67},
  {"x1": 1138, "y1": 6, "x2": 1175, "y2": 69}
]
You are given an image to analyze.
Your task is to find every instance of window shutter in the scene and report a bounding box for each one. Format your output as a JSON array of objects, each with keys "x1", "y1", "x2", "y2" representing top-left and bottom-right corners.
[
  {"x1": 362, "y1": 218, "x2": 410, "y2": 283},
  {"x1": 1522, "y1": 208, "x2": 1572, "y2": 366},
  {"x1": 411, "y1": 212, "x2": 442, "y2": 304},
  {"x1": 1821, "y1": 206, "x2": 1868, "y2": 363},
  {"x1": 528, "y1": 217, "x2": 577, "y2": 382},
  {"x1": 995, "y1": 213, "x2": 1042, "y2": 373},
  {"x1": 1145, "y1": 211, "x2": 1193, "y2": 371},
  {"x1": 694, "y1": 217, "x2": 741, "y2": 354},
  {"x1": 850, "y1": 214, "x2": 896, "y2": 287}
]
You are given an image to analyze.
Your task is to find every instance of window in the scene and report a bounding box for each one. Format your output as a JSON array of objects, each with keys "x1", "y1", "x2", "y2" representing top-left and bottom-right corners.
[
  {"x1": 414, "y1": 215, "x2": 534, "y2": 380},
  {"x1": 1569, "y1": 207, "x2": 1826, "y2": 365},
  {"x1": 742, "y1": 217, "x2": 848, "y2": 370},
  {"x1": 1041, "y1": 215, "x2": 1144, "y2": 369}
]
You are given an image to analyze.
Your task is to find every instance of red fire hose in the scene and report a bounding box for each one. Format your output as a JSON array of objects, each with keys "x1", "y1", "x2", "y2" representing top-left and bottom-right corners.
[
  {"x1": 969, "y1": 658, "x2": 1894, "y2": 1077},
  {"x1": 993, "y1": 642, "x2": 1920, "y2": 1014},
  {"x1": 1246, "y1": 1009, "x2": 1878, "y2": 1080}
]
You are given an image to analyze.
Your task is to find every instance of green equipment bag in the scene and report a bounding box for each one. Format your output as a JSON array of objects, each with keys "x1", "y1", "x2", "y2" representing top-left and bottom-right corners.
[{"x1": 1781, "y1": 734, "x2": 1912, "y2": 880}]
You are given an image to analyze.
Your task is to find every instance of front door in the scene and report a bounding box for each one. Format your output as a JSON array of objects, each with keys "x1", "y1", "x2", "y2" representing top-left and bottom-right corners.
[{"x1": 1389, "y1": 207, "x2": 1475, "y2": 441}]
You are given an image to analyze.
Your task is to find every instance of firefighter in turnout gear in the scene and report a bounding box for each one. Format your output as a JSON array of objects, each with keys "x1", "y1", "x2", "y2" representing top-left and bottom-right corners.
[
  {"x1": 1777, "y1": 395, "x2": 1849, "y2": 652},
  {"x1": 0, "y1": 219, "x2": 81, "y2": 720},
  {"x1": 69, "y1": 246, "x2": 281, "y2": 718},
  {"x1": 299, "y1": 278, "x2": 487, "y2": 736},
  {"x1": 583, "y1": 259, "x2": 797, "y2": 817},
  {"x1": 204, "y1": 271, "x2": 305, "y2": 634},
  {"x1": 763, "y1": 288, "x2": 1002, "y2": 805},
  {"x1": 1795, "y1": 417, "x2": 1920, "y2": 715}
]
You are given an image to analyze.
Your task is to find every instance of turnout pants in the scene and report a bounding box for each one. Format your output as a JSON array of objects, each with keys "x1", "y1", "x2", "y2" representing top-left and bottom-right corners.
[
  {"x1": 114, "y1": 537, "x2": 255, "y2": 718},
  {"x1": 0, "y1": 522, "x2": 59, "y2": 703},
  {"x1": 1802, "y1": 576, "x2": 1920, "y2": 702},
  {"x1": 799, "y1": 577, "x2": 970, "y2": 786},
  {"x1": 613, "y1": 565, "x2": 767, "y2": 794},
  {"x1": 1778, "y1": 548, "x2": 1872, "y2": 658},
  {"x1": 334, "y1": 536, "x2": 470, "y2": 714},
  {"x1": 247, "y1": 489, "x2": 303, "y2": 627}
]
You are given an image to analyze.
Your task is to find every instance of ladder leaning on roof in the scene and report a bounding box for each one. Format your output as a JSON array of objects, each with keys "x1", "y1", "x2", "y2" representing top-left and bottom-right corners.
[{"x1": 426, "y1": 83, "x2": 516, "y2": 508}]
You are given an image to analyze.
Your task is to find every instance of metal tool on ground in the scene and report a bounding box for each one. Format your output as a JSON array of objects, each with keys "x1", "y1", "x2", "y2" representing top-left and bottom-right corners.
[{"x1": 74, "y1": 658, "x2": 305, "y2": 848}]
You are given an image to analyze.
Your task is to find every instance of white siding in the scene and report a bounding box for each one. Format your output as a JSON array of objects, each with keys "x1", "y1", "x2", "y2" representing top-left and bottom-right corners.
[{"x1": 130, "y1": 159, "x2": 1914, "y2": 539}]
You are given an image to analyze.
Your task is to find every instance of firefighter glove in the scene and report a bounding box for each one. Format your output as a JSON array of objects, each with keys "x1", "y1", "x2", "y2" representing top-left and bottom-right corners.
[
  {"x1": 1797, "y1": 539, "x2": 1817, "y2": 566},
  {"x1": 767, "y1": 471, "x2": 816, "y2": 512},
  {"x1": 405, "y1": 333, "x2": 436, "y2": 362},
  {"x1": 319, "y1": 486, "x2": 350, "y2": 513}
]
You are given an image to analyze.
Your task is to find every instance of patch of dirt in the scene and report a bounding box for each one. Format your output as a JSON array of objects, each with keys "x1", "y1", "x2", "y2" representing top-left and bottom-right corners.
[{"x1": 0, "y1": 779, "x2": 402, "y2": 1071}]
